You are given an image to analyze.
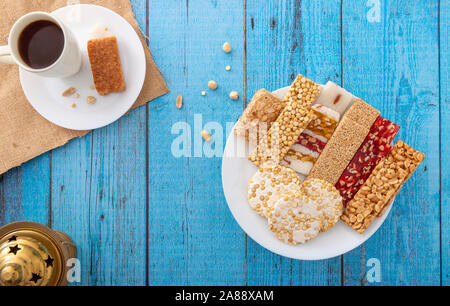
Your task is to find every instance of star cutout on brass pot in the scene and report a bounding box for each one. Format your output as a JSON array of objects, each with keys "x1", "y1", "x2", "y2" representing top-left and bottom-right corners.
[
  {"x1": 44, "y1": 255, "x2": 54, "y2": 267},
  {"x1": 8, "y1": 235, "x2": 17, "y2": 242},
  {"x1": 29, "y1": 273, "x2": 42, "y2": 284},
  {"x1": 8, "y1": 244, "x2": 21, "y2": 255}
]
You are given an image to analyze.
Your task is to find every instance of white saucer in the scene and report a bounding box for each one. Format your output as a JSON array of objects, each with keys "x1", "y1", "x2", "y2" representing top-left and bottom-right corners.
[
  {"x1": 221, "y1": 86, "x2": 392, "y2": 260},
  {"x1": 19, "y1": 4, "x2": 146, "y2": 130}
]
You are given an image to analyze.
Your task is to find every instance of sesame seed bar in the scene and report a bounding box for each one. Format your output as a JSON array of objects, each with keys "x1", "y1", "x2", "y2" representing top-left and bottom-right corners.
[
  {"x1": 248, "y1": 75, "x2": 321, "y2": 166},
  {"x1": 307, "y1": 116, "x2": 369, "y2": 185},
  {"x1": 344, "y1": 98, "x2": 380, "y2": 127},
  {"x1": 87, "y1": 36, "x2": 126, "y2": 96},
  {"x1": 341, "y1": 140, "x2": 424, "y2": 233},
  {"x1": 307, "y1": 99, "x2": 380, "y2": 185},
  {"x1": 235, "y1": 89, "x2": 286, "y2": 146}
]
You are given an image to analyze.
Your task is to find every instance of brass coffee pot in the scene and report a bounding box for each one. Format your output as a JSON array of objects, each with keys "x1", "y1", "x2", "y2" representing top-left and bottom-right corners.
[{"x1": 0, "y1": 221, "x2": 76, "y2": 286}]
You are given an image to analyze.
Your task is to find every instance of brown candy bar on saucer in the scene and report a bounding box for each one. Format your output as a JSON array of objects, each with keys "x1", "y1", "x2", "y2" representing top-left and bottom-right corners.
[{"x1": 87, "y1": 36, "x2": 126, "y2": 96}]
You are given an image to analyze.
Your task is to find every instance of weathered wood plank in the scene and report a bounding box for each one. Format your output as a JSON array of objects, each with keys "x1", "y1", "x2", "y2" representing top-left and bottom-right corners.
[
  {"x1": 342, "y1": 0, "x2": 440, "y2": 285},
  {"x1": 147, "y1": 0, "x2": 246, "y2": 285},
  {"x1": 440, "y1": 0, "x2": 449, "y2": 286},
  {"x1": 245, "y1": 0, "x2": 342, "y2": 285},
  {"x1": 51, "y1": 0, "x2": 148, "y2": 285},
  {"x1": 50, "y1": 137, "x2": 93, "y2": 285},
  {"x1": 0, "y1": 155, "x2": 50, "y2": 226}
]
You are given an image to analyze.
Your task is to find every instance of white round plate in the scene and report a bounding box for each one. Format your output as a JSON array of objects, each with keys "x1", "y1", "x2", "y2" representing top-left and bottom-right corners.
[
  {"x1": 19, "y1": 4, "x2": 146, "y2": 130},
  {"x1": 222, "y1": 86, "x2": 392, "y2": 260}
]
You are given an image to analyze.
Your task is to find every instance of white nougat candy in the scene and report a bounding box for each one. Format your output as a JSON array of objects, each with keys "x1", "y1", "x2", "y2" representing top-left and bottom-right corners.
[
  {"x1": 281, "y1": 155, "x2": 314, "y2": 176},
  {"x1": 311, "y1": 104, "x2": 340, "y2": 122},
  {"x1": 281, "y1": 145, "x2": 318, "y2": 176},
  {"x1": 90, "y1": 24, "x2": 114, "y2": 39},
  {"x1": 313, "y1": 81, "x2": 355, "y2": 116}
]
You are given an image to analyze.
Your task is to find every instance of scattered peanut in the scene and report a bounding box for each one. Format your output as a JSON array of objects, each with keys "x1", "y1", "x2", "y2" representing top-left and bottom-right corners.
[
  {"x1": 86, "y1": 96, "x2": 97, "y2": 105},
  {"x1": 229, "y1": 91, "x2": 239, "y2": 100},
  {"x1": 62, "y1": 87, "x2": 76, "y2": 97},
  {"x1": 222, "y1": 42, "x2": 232, "y2": 53},
  {"x1": 73, "y1": 93, "x2": 80, "y2": 99},
  {"x1": 201, "y1": 130, "x2": 211, "y2": 142},
  {"x1": 201, "y1": 91, "x2": 206, "y2": 96},
  {"x1": 71, "y1": 103, "x2": 76, "y2": 108},
  {"x1": 208, "y1": 80, "x2": 218, "y2": 90},
  {"x1": 225, "y1": 65, "x2": 231, "y2": 71},
  {"x1": 176, "y1": 94, "x2": 183, "y2": 109}
]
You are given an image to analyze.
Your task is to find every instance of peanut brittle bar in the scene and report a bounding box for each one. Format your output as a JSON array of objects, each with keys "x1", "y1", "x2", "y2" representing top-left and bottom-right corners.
[
  {"x1": 341, "y1": 140, "x2": 424, "y2": 233},
  {"x1": 374, "y1": 141, "x2": 424, "y2": 217},
  {"x1": 87, "y1": 36, "x2": 126, "y2": 96},
  {"x1": 308, "y1": 99, "x2": 380, "y2": 185},
  {"x1": 234, "y1": 89, "x2": 285, "y2": 146},
  {"x1": 248, "y1": 75, "x2": 321, "y2": 166}
]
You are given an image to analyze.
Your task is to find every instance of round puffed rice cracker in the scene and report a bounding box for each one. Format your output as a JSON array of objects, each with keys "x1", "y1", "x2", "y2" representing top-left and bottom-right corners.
[
  {"x1": 247, "y1": 163, "x2": 302, "y2": 218},
  {"x1": 301, "y1": 178, "x2": 343, "y2": 232},
  {"x1": 268, "y1": 193, "x2": 321, "y2": 245}
]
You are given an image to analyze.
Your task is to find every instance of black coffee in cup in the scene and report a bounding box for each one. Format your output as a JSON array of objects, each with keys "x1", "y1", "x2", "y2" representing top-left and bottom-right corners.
[{"x1": 18, "y1": 20, "x2": 65, "y2": 69}]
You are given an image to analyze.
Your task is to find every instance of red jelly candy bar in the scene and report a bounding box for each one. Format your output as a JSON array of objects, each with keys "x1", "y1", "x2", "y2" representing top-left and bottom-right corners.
[{"x1": 336, "y1": 116, "x2": 400, "y2": 206}]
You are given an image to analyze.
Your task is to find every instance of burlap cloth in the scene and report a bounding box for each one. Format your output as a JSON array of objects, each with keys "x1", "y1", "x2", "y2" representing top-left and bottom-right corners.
[{"x1": 0, "y1": 0, "x2": 169, "y2": 175}]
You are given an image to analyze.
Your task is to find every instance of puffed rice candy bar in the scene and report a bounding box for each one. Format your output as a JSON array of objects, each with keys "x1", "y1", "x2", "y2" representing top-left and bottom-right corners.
[{"x1": 249, "y1": 75, "x2": 321, "y2": 166}]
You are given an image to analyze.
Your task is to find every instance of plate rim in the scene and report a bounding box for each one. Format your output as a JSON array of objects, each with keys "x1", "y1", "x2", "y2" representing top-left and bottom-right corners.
[
  {"x1": 221, "y1": 86, "x2": 392, "y2": 260},
  {"x1": 19, "y1": 4, "x2": 146, "y2": 130}
]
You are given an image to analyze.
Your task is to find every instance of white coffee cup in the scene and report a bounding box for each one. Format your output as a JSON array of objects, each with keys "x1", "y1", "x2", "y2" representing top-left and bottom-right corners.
[{"x1": 0, "y1": 12, "x2": 81, "y2": 78}]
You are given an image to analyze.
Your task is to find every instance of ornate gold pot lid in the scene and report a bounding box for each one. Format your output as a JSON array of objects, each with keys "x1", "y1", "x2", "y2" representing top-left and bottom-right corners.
[{"x1": 0, "y1": 223, "x2": 65, "y2": 286}]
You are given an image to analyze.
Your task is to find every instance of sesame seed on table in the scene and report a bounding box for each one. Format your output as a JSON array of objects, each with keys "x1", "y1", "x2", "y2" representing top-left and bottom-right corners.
[{"x1": 0, "y1": 0, "x2": 446, "y2": 286}]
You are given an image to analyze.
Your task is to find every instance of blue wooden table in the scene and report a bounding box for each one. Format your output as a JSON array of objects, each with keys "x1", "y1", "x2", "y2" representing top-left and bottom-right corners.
[{"x1": 0, "y1": 0, "x2": 447, "y2": 286}]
